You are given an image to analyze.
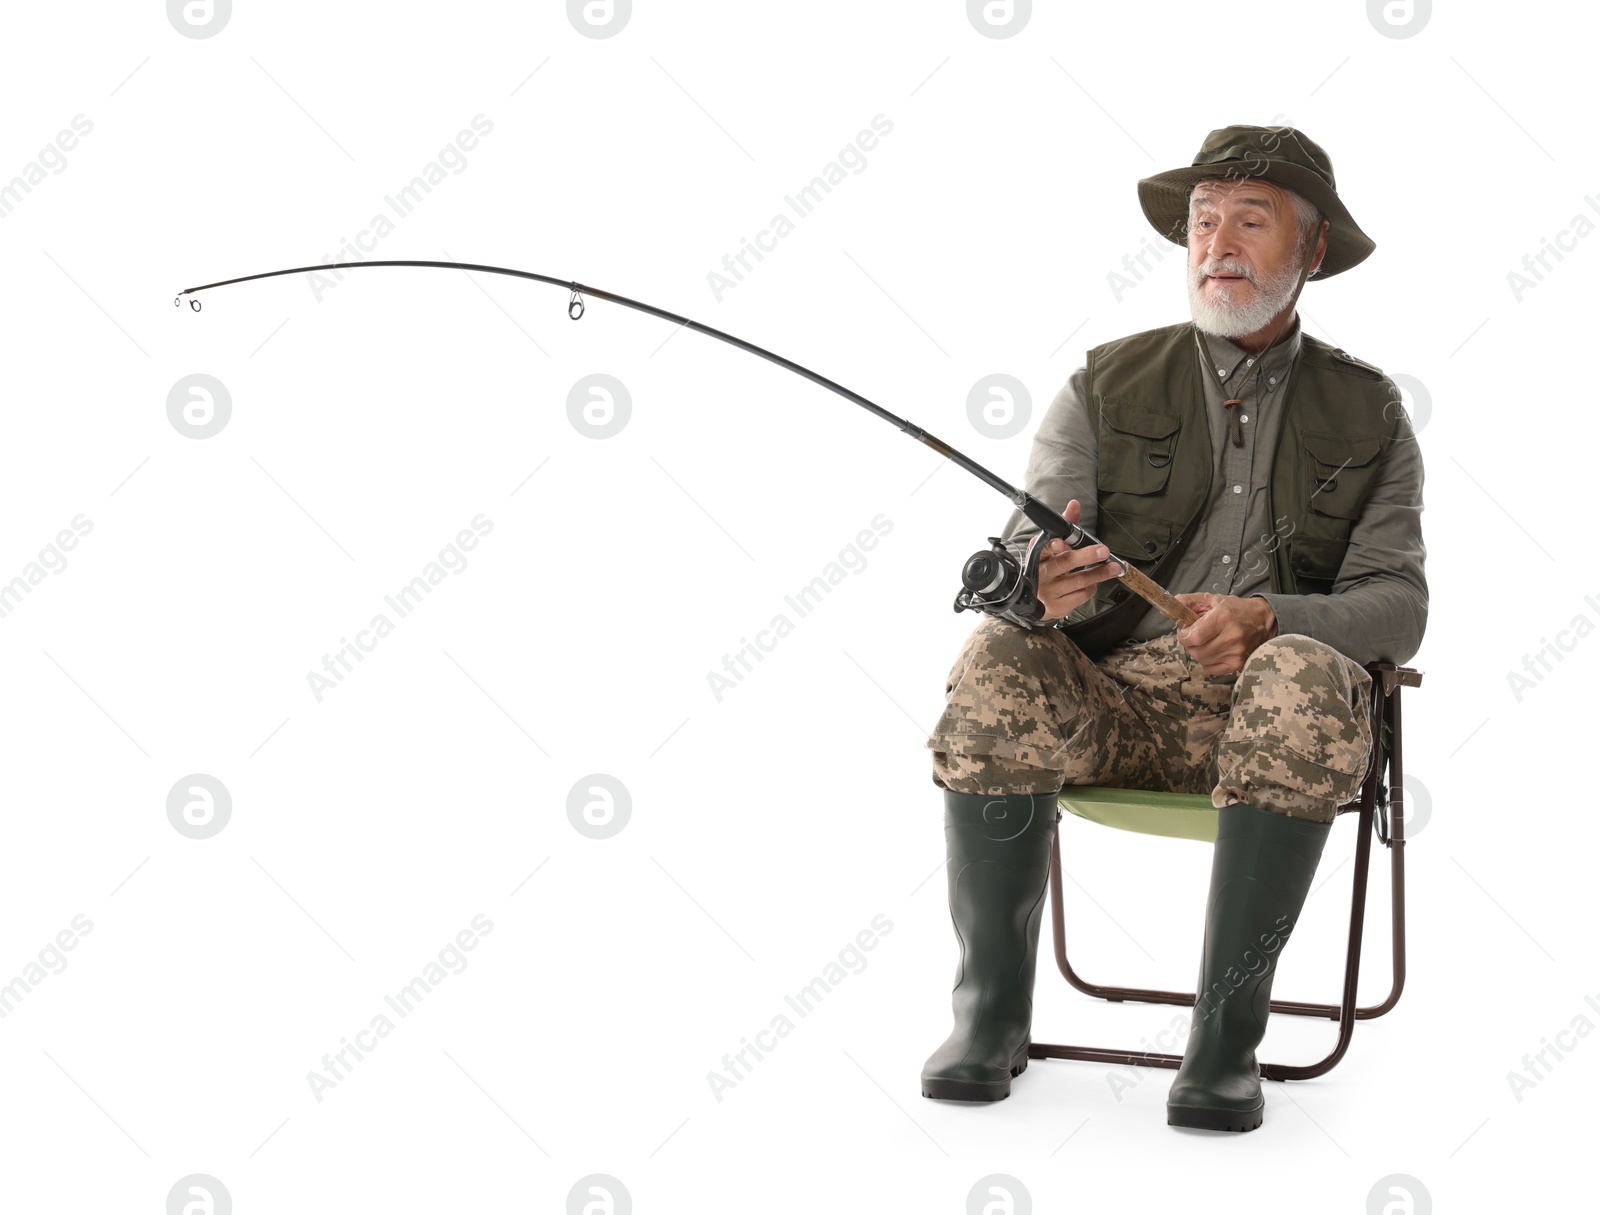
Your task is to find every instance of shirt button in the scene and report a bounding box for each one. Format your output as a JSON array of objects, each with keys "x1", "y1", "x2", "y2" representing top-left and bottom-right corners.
[
  {"x1": 1232, "y1": 484, "x2": 1242, "y2": 494},
  {"x1": 1268, "y1": 377, "x2": 1277, "y2": 386},
  {"x1": 1218, "y1": 368, "x2": 1227, "y2": 377},
  {"x1": 1240, "y1": 413, "x2": 1248, "y2": 422},
  {"x1": 1221, "y1": 554, "x2": 1232, "y2": 564}
]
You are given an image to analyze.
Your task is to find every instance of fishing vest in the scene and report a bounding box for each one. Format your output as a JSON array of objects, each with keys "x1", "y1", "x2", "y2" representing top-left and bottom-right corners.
[{"x1": 1059, "y1": 321, "x2": 1402, "y2": 659}]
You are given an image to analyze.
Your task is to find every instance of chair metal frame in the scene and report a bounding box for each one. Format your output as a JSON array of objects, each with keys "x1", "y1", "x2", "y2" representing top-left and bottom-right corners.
[{"x1": 1028, "y1": 660, "x2": 1422, "y2": 1081}]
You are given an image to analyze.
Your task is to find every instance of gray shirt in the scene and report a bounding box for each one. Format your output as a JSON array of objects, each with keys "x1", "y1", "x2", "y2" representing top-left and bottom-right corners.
[{"x1": 994, "y1": 316, "x2": 1427, "y2": 667}]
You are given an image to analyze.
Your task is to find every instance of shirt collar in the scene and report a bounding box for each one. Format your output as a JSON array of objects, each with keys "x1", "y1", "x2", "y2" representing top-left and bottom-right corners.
[{"x1": 1195, "y1": 314, "x2": 1303, "y2": 386}]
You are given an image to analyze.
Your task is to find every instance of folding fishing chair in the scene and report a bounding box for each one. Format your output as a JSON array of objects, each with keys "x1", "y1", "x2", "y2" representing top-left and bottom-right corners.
[{"x1": 1028, "y1": 659, "x2": 1422, "y2": 1080}]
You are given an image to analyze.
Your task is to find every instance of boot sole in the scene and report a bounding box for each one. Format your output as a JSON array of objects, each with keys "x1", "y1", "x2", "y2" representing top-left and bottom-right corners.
[
  {"x1": 921, "y1": 1043, "x2": 1030, "y2": 1103},
  {"x1": 1166, "y1": 1100, "x2": 1264, "y2": 1132}
]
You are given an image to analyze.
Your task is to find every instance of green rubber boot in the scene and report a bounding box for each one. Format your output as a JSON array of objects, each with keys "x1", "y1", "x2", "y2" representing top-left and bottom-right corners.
[
  {"x1": 1167, "y1": 801, "x2": 1332, "y2": 1132},
  {"x1": 921, "y1": 789, "x2": 1060, "y2": 1103}
]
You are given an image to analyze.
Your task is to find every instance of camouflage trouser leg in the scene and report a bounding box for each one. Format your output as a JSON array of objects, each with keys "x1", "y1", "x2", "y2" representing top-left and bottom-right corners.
[
  {"x1": 1212, "y1": 632, "x2": 1375, "y2": 822},
  {"x1": 926, "y1": 616, "x2": 1374, "y2": 824}
]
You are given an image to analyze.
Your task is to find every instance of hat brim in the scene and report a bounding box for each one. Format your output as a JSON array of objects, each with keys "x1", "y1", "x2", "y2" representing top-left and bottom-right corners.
[{"x1": 1137, "y1": 162, "x2": 1375, "y2": 279}]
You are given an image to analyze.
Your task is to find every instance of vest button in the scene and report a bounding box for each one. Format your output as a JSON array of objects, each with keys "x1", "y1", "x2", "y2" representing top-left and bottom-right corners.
[
  {"x1": 1112, "y1": 588, "x2": 1129, "y2": 602},
  {"x1": 1143, "y1": 540, "x2": 1157, "y2": 553}
]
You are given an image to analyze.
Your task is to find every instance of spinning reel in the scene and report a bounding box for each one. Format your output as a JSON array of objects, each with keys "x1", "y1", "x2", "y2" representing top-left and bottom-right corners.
[{"x1": 954, "y1": 524, "x2": 1127, "y2": 624}]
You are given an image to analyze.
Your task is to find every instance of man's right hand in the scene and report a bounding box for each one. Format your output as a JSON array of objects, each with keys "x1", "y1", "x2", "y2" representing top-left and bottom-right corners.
[{"x1": 1036, "y1": 498, "x2": 1124, "y2": 622}]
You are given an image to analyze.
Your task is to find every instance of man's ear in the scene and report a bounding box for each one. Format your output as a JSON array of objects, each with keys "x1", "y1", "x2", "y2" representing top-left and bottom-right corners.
[{"x1": 1311, "y1": 218, "x2": 1330, "y2": 274}]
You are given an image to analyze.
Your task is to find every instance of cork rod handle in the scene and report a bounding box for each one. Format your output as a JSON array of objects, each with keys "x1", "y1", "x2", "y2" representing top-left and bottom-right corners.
[{"x1": 1116, "y1": 561, "x2": 1200, "y2": 629}]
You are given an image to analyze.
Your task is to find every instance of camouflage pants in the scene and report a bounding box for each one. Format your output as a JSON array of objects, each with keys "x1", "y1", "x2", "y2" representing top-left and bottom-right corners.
[{"x1": 926, "y1": 618, "x2": 1374, "y2": 823}]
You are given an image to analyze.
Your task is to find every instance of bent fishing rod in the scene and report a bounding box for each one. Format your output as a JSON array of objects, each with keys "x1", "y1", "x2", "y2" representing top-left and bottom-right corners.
[{"x1": 174, "y1": 259, "x2": 1198, "y2": 630}]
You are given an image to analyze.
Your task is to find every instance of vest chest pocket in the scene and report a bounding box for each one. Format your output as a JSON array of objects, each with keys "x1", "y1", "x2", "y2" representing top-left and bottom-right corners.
[
  {"x1": 1096, "y1": 397, "x2": 1182, "y2": 495},
  {"x1": 1287, "y1": 535, "x2": 1349, "y2": 595},
  {"x1": 1302, "y1": 432, "x2": 1383, "y2": 521}
]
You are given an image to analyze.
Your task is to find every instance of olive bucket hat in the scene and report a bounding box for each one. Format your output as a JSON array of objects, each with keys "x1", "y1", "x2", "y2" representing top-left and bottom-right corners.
[{"x1": 1137, "y1": 124, "x2": 1375, "y2": 278}]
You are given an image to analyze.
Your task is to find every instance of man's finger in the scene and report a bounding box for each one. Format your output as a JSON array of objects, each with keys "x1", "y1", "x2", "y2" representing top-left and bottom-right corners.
[
  {"x1": 1044, "y1": 543, "x2": 1106, "y2": 571},
  {"x1": 1180, "y1": 609, "x2": 1218, "y2": 647}
]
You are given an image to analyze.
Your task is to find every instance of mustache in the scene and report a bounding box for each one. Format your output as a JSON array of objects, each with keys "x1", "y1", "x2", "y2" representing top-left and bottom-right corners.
[{"x1": 1197, "y1": 258, "x2": 1257, "y2": 282}]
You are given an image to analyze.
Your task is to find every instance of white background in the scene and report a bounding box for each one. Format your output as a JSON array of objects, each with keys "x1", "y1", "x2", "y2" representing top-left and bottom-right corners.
[{"x1": 1, "y1": 1, "x2": 1592, "y2": 1211}]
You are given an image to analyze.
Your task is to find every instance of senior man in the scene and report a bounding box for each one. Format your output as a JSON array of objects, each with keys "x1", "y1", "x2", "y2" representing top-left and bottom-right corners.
[{"x1": 919, "y1": 125, "x2": 1426, "y2": 1132}]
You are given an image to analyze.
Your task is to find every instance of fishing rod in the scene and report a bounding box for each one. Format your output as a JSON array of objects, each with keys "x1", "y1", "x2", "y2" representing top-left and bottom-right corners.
[{"x1": 173, "y1": 259, "x2": 1198, "y2": 630}]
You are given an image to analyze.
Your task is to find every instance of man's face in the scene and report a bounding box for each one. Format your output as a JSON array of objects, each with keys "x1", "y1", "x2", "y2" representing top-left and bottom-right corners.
[{"x1": 1186, "y1": 177, "x2": 1314, "y2": 341}]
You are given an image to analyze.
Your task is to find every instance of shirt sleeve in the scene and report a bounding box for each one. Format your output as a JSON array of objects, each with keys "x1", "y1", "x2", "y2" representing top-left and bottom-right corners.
[
  {"x1": 989, "y1": 368, "x2": 1099, "y2": 630},
  {"x1": 1246, "y1": 399, "x2": 1428, "y2": 666}
]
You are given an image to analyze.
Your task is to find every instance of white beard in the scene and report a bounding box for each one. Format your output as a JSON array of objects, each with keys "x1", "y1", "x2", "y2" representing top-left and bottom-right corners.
[{"x1": 1187, "y1": 248, "x2": 1304, "y2": 340}]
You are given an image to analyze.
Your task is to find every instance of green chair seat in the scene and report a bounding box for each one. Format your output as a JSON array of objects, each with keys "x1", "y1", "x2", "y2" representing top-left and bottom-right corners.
[{"x1": 1057, "y1": 786, "x2": 1219, "y2": 843}]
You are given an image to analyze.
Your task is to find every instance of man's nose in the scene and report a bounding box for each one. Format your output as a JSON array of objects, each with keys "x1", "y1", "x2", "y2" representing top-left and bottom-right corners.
[{"x1": 1204, "y1": 222, "x2": 1243, "y2": 263}]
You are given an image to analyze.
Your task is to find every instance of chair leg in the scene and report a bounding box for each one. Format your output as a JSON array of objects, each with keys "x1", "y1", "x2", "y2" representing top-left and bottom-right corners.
[{"x1": 1357, "y1": 675, "x2": 1409, "y2": 1018}]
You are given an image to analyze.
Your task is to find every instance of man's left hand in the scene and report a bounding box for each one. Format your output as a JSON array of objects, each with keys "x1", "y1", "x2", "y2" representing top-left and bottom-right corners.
[{"x1": 1173, "y1": 593, "x2": 1278, "y2": 675}]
